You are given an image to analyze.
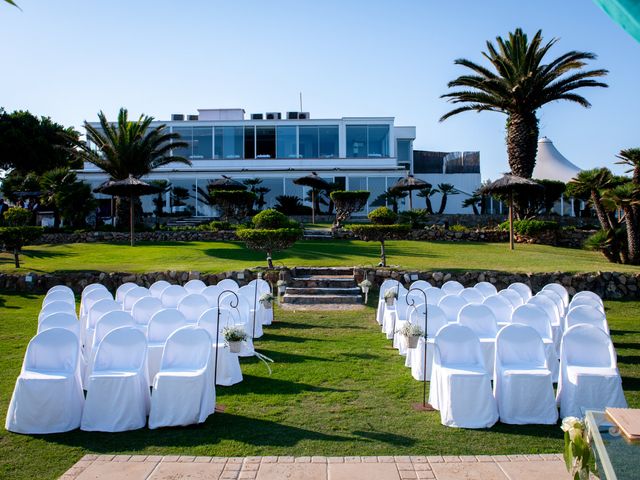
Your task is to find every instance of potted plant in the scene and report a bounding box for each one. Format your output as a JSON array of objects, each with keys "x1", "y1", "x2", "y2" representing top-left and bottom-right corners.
[
  {"x1": 222, "y1": 325, "x2": 248, "y2": 353},
  {"x1": 384, "y1": 287, "x2": 398, "y2": 306},
  {"x1": 277, "y1": 280, "x2": 287, "y2": 298},
  {"x1": 359, "y1": 279, "x2": 372, "y2": 303},
  {"x1": 397, "y1": 323, "x2": 424, "y2": 349},
  {"x1": 561, "y1": 416, "x2": 597, "y2": 480},
  {"x1": 259, "y1": 292, "x2": 274, "y2": 309}
]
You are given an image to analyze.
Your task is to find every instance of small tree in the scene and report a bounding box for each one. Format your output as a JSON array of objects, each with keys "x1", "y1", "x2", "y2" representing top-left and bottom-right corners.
[
  {"x1": 236, "y1": 209, "x2": 303, "y2": 268},
  {"x1": 0, "y1": 207, "x2": 43, "y2": 268},
  {"x1": 210, "y1": 190, "x2": 257, "y2": 222},
  {"x1": 436, "y1": 183, "x2": 458, "y2": 214},
  {"x1": 330, "y1": 190, "x2": 370, "y2": 228},
  {"x1": 349, "y1": 207, "x2": 410, "y2": 267}
]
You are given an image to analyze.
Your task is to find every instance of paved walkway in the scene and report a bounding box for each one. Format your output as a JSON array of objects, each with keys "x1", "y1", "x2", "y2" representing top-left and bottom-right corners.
[{"x1": 60, "y1": 454, "x2": 571, "y2": 479}]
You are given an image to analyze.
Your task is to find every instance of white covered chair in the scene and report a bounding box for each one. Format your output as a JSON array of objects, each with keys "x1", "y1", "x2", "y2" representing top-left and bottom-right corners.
[
  {"x1": 391, "y1": 292, "x2": 418, "y2": 350},
  {"x1": 538, "y1": 289, "x2": 566, "y2": 318},
  {"x1": 528, "y1": 294, "x2": 562, "y2": 351},
  {"x1": 385, "y1": 292, "x2": 410, "y2": 341},
  {"x1": 429, "y1": 324, "x2": 498, "y2": 429},
  {"x1": 406, "y1": 304, "x2": 447, "y2": 381},
  {"x1": 249, "y1": 278, "x2": 273, "y2": 326},
  {"x1": 542, "y1": 283, "x2": 569, "y2": 310},
  {"x1": 148, "y1": 326, "x2": 215, "y2": 429},
  {"x1": 437, "y1": 294, "x2": 467, "y2": 323},
  {"x1": 184, "y1": 279, "x2": 207, "y2": 294},
  {"x1": 177, "y1": 293, "x2": 210, "y2": 324},
  {"x1": 565, "y1": 305, "x2": 609, "y2": 334},
  {"x1": 149, "y1": 280, "x2": 171, "y2": 298},
  {"x1": 43, "y1": 290, "x2": 75, "y2": 307},
  {"x1": 410, "y1": 280, "x2": 431, "y2": 290},
  {"x1": 441, "y1": 280, "x2": 464, "y2": 296},
  {"x1": 84, "y1": 298, "x2": 121, "y2": 357},
  {"x1": 569, "y1": 296, "x2": 605, "y2": 314},
  {"x1": 474, "y1": 281, "x2": 497, "y2": 298},
  {"x1": 508, "y1": 282, "x2": 532, "y2": 302},
  {"x1": 376, "y1": 279, "x2": 401, "y2": 325},
  {"x1": 131, "y1": 296, "x2": 164, "y2": 334},
  {"x1": 160, "y1": 285, "x2": 188, "y2": 308},
  {"x1": 81, "y1": 327, "x2": 149, "y2": 432},
  {"x1": 238, "y1": 284, "x2": 265, "y2": 338},
  {"x1": 147, "y1": 309, "x2": 188, "y2": 382},
  {"x1": 47, "y1": 284, "x2": 74, "y2": 296},
  {"x1": 38, "y1": 312, "x2": 80, "y2": 338},
  {"x1": 122, "y1": 286, "x2": 151, "y2": 312},
  {"x1": 80, "y1": 287, "x2": 112, "y2": 322},
  {"x1": 459, "y1": 287, "x2": 484, "y2": 305},
  {"x1": 85, "y1": 310, "x2": 135, "y2": 385},
  {"x1": 511, "y1": 304, "x2": 559, "y2": 381},
  {"x1": 198, "y1": 308, "x2": 244, "y2": 386},
  {"x1": 38, "y1": 301, "x2": 76, "y2": 324},
  {"x1": 115, "y1": 282, "x2": 138, "y2": 304},
  {"x1": 572, "y1": 290, "x2": 604, "y2": 307},
  {"x1": 482, "y1": 294, "x2": 513, "y2": 326},
  {"x1": 425, "y1": 287, "x2": 445, "y2": 306},
  {"x1": 202, "y1": 284, "x2": 224, "y2": 307},
  {"x1": 494, "y1": 324, "x2": 558, "y2": 425},
  {"x1": 498, "y1": 288, "x2": 524, "y2": 309},
  {"x1": 217, "y1": 278, "x2": 239, "y2": 291},
  {"x1": 457, "y1": 304, "x2": 498, "y2": 376},
  {"x1": 5, "y1": 328, "x2": 84, "y2": 434},
  {"x1": 557, "y1": 324, "x2": 627, "y2": 418}
]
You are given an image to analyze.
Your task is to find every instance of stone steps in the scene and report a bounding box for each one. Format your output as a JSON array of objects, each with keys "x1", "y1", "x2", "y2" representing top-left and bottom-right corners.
[
  {"x1": 285, "y1": 287, "x2": 362, "y2": 295},
  {"x1": 282, "y1": 267, "x2": 362, "y2": 307},
  {"x1": 282, "y1": 294, "x2": 362, "y2": 304}
]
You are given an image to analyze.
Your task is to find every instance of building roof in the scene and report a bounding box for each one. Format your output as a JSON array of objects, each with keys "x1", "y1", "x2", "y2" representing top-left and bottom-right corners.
[{"x1": 532, "y1": 137, "x2": 582, "y2": 183}]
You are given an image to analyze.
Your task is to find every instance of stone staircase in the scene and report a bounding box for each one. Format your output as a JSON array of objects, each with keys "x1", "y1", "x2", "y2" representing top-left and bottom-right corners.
[
  {"x1": 282, "y1": 267, "x2": 362, "y2": 307},
  {"x1": 302, "y1": 228, "x2": 333, "y2": 240}
]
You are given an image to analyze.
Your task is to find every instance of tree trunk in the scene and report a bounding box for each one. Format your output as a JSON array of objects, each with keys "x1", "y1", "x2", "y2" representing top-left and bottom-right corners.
[
  {"x1": 591, "y1": 191, "x2": 614, "y2": 231},
  {"x1": 506, "y1": 112, "x2": 539, "y2": 178},
  {"x1": 380, "y1": 240, "x2": 386, "y2": 267},
  {"x1": 437, "y1": 194, "x2": 447, "y2": 215},
  {"x1": 13, "y1": 248, "x2": 20, "y2": 268},
  {"x1": 425, "y1": 197, "x2": 434, "y2": 215},
  {"x1": 624, "y1": 206, "x2": 640, "y2": 264},
  {"x1": 471, "y1": 203, "x2": 479, "y2": 215}
]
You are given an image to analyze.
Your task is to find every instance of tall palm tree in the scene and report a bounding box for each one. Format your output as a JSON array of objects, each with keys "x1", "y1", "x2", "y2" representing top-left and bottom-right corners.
[
  {"x1": 39, "y1": 167, "x2": 76, "y2": 228},
  {"x1": 440, "y1": 28, "x2": 608, "y2": 178},
  {"x1": 604, "y1": 183, "x2": 640, "y2": 264},
  {"x1": 417, "y1": 186, "x2": 438, "y2": 214},
  {"x1": 567, "y1": 168, "x2": 617, "y2": 230},
  {"x1": 436, "y1": 183, "x2": 458, "y2": 214},
  {"x1": 616, "y1": 148, "x2": 640, "y2": 184}
]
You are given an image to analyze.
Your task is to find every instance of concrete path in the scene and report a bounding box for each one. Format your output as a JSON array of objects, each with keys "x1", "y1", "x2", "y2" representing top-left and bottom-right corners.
[{"x1": 60, "y1": 454, "x2": 571, "y2": 479}]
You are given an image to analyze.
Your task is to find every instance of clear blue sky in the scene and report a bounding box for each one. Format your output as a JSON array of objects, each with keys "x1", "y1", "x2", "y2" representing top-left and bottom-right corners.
[{"x1": 1, "y1": 0, "x2": 638, "y2": 180}]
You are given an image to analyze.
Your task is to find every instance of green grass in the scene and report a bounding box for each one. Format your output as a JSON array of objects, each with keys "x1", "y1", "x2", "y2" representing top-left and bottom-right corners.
[
  {"x1": 3, "y1": 240, "x2": 639, "y2": 274},
  {"x1": 1, "y1": 293, "x2": 638, "y2": 479}
]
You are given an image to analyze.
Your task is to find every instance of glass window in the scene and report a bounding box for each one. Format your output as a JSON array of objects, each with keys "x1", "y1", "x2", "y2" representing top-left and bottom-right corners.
[
  {"x1": 244, "y1": 126, "x2": 255, "y2": 159},
  {"x1": 260, "y1": 178, "x2": 284, "y2": 209},
  {"x1": 214, "y1": 126, "x2": 243, "y2": 159},
  {"x1": 256, "y1": 126, "x2": 276, "y2": 158},
  {"x1": 349, "y1": 176, "x2": 367, "y2": 191},
  {"x1": 298, "y1": 126, "x2": 319, "y2": 159},
  {"x1": 367, "y1": 125, "x2": 389, "y2": 157},
  {"x1": 191, "y1": 127, "x2": 212, "y2": 159},
  {"x1": 172, "y1": 126, "x2": 192, "y2": 159},
  {"x1": 276, "y1": 126, "x2": 297, "y2": 159},
  {"x1": 346, "y1": 125, "x2": 367, "y2": 158},
  {"x1": 397, "y1": 139, "x2": 411, "y2": 162},
  {"x1": 319, "y1": 126, "x2": 339, "y2": 158},
  {"x1": 367, "y1": 177, "x2": 387, "y2": 211}
]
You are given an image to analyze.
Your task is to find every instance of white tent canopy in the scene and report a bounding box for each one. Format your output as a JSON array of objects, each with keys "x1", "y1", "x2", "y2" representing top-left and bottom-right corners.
[{"x1": 532, "y1": 137, "x2": 582, "y2": 183}]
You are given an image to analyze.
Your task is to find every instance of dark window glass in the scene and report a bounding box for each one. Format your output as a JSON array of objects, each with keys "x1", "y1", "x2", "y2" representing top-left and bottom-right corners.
[
  {"x1": 346, "y1": 125, "x2": 367, "y2": 158},
  {"x1": 319, "y1": 126, "x2": 339, "y2": 158},
  {"x1": 298, "y1": 126, "x2": 319, "y2": 158},
  {"x1": 256, "y1": 126, "x2": 276, "y2": 158},
  {"x1": 172, "y1": 127, "x2": 191, "y2": 158},
  {"x1": 367, "y1": 125, "x2": 389, "y2": 157},
  {"x1": 192, "y1": 127, "x2": 212, "y2": 159},
  {"x1": 244, "y1": 126, "x2": 255, "y2": 159},
  {"x1": 214, "y1": 126, "x2": 243, "y2": 159},
  {"x1": 413, "y1": 150, "x2": 445, "y2": 174}
]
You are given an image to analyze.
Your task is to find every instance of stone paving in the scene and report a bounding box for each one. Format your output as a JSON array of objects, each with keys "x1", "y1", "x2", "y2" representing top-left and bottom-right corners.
[{"x1": 59, "y1": 453, "x2": 571, "y2": 479}]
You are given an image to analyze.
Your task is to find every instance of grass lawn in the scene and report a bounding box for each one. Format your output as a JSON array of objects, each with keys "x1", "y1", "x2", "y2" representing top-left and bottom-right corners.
[
  {"x1": 0, "y1": 293, "x2": 638, "y2": 479},
  {"x1": 2, "y1": 239, "x2": 640, "y2": 274}
]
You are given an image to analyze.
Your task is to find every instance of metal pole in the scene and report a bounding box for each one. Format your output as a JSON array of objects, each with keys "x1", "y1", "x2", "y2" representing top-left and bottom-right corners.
[
  {"x1": 405, "y1": 287, "x2": 435, "y2": 411},
  {"x1": 215, "y1": 290, "x2": 239, "y2": 386},
  {"x1": 252, "y1": 279, "x2": 258, "y2": 338},
  {"x1": 130, "y1": 194, "x2": 134, "y2": 247}
]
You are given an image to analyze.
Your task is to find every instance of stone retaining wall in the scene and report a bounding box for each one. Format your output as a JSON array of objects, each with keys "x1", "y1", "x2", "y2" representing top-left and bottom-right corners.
[{"x1": 37, "y1": 230, "x2": 237, "y2": 244}]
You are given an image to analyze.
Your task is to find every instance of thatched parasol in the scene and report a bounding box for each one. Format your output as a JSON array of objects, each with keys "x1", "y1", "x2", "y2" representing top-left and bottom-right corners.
[
  {"x1": 479, "y1": 174, "x2": 542, "y2": 250},
  {"x1": 208, "y1": 175, "x2": 247, "y2": 191},
  {"x1": 390, "y1": 174, "x2": 431, "y2": 210},
  {"x1": 293, "y1": 172, "x2": 330, "y2": 223},
  {"x1": 94, "y1": 175, "x2": 162, "y2": 246}
]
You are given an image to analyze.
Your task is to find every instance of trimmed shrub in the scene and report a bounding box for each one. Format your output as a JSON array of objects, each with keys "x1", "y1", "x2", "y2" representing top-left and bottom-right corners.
[
  {"x1": 368, "y1": 206, "x2": 397, "y2": 225},
  {"x1": 330, "y1": 190, "x2": 370, "y2": 227},
  {"x1": 499, "y1": 219, "x2": 559, "y2": 236},
  {"x1": 3, "y1": 207, "x2": 32, "y2": 226},
  {"x1": 252, "y1": 209, "x2": 290, "y2": 229},
  {"x1": 0, "y1": 226, "x2": 43, "y2": 267}
]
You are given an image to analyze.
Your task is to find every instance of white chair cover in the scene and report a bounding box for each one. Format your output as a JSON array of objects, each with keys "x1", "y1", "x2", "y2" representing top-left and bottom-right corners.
[
  {"x1": 122, "y1": 286, "x2": 151, "y2": 312},
  {"x1": 482, "y1": 294, "x2": 513, "y2": 325},
  {"x1": 511, "y1": 304, "x2": 559, "y2": 381},
  {"x1": 131, "y1": 296, "x2": 164, "y2": 333},
  {"x1": 38, "y1": 301, "x2": 76, "y2": 324},
  {"x1": 459, "y1": 287, "x2": 484, "y2": 305},
  {"x1": 149, "y1": 280, "x2": 171, "y2": 298},
  {"x1": 81, "y1": 327, "x2": 149, "y2": 432},
  {"x1": 410, "y1": 280, "x2": 431, "y2": 290},
  {"x1": 542, "y1": 283, "x2": 569, "y2": 309},
  {"x1": 147, "y1": 309, "x2": 188, "y2": 382},
  {"x1": 177, "y1": 293, "x2": 211, "y2": 324},
  {"x1": 161, "y1": 285, "x2": 188, "y2": 308},
  {"x1": 565, "y1": 305, "x2": 609, "y2": 334},
  {"x1": 385, "y1": 292, "x2": 410, "y2": 340},
  {"x1": 249, "y1": 278, "x2": 273, "y2": 325},
  {"x1": 184, "y1": 279, "x2": 207, "y2": 294},
  {"x1": 115, "y1": 282, "x2": 138, "y2": 304},
  {"x1": 85, "y1": 310, "x2": 135, "y2": 385},
  {"x1": 538, "y1": 289, "x2": 566, "y2": 318},
  {"x1": 572, "y1": 290, "x2": 603, "y2": 306},
  {"x1": 202, "y1": 285, "x2": 224, "y2": 307},
  {"x1": 148, "y1": 326, "x2": 215, "y2": 429},
  {"x1": 474, "y1": 281, "x2": 497, "y2": 298},
  {"x1": 528, "y1": 295, "x2": 562, "y2": 351},
  {"x1": 498, "y1": 288, "x2": 524, "y2": 308},
  {"x1": 494, "y1": 324, "x2": 558, "y2": 424},
  {"x1": 217, "y1": 278, "x2": 239, "y2": 291},
  {"x1": 79, "y1": 285, "x2": 110, "y2": 339},
  {"x1": 457, "y1": 304, "x2": 498, "y2": 376},
  {"x1": 437, "y1": 294, "x2": 467, "y2": 323},
  {"x1": 38, "y1": 312, "x2": 80, "y2": 338},
  {"x1": 219, "y1": 293, "x2": 255, "y2": 357},
  {"x1": 441, "y1": 280, "x2": 464, "y2": 296},
  {"x1": 557, "y1": 324, "x2": 627, "y2": 418},
  {"x1": 425, "y1": 287, "x2": 445, "y2": 306},
  {"x1": 508, "y1": 282, "x2": 532, "y2": 301},
  {"x1": 406, "y1": 304, "x2": 447, "y2": 381},
  {"x1": 43, "y1": 290, "x2": 75, "y2": 307},
  {"x1": 569, "y1": 296, "x2": 605, "y2": 314},
  {"x1": 429, "y1": 324, "x2": 498, "y2": 428},
  {"x1": 392, "y1": 292, "x2": 419, "y2": 350},
  {"x1": 84, "y1": 298, "x2": 121, "y2": 357},
  {"x1": 198, "y1": 308, "x2": 244, "y2": 386},
  {"x1": 238, "y1": 285, "x2": 264, "y2": 339},
  {"x1": 5, "y1": 328, "x2": 84, "y2": 434},
  {"x1": 47, "y1": 285, "x2": 74, "y2": 296},
  {"x1": 376, "y1": 279, "x2": 401, "y2": 325}
]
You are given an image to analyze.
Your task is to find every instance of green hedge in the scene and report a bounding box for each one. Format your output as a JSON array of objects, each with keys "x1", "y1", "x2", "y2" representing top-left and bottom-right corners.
[
  {"x1": 499, "y1": 219, "x2": 559, "y2": 236},
  {"x1": 348, "y1": 224, "x2": 411, "y2": 241},
  {"x1": 368, "y1": 207, "x2": 397, "y2": 225}
]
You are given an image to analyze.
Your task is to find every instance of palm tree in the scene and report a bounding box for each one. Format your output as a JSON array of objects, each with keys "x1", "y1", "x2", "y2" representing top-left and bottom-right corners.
[
  {"x1": 440, "y1": 28, "x2": 608, "y2": 178},
  {"x1": 436, "y1": 183, "x2": 458, "y2": 214},
  {"x1": 39, "y1": 168, "x2": 76, "y2": 228},
  {"x1": 255, "y1": 186, "x2": 270, "y2": 210},
  {"x1": 616, "y1": 148, "x2": 640, "y2": 184},
  {"x1": 149, "y1": 180, "x2": 170, "y2": 226},
  {"x1": 604, "y1": 183, "x2": 640, "y2": 264},
  {"x1": 373, "y1": 189, "x2": 407, "y2": 214},
  {"x1": 417, "y1": 186, "x2": 438, "y2": 214},
  {"x1": 567, "y1": 168, "x2": 617, "y2": 230},
  {"x1": 242, "y1": 178, "x2": 262, "y2": 192}
]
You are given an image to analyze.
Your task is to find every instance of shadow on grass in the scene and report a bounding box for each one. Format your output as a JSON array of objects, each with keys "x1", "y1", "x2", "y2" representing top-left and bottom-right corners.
[
  {"x1": 253, "y1": 349, "x2": 332, "y2": 364},
  {"x1": 488, "y1": 422, "x2": 562, "y2": 439},
  {"x1": 352, "y1": 430, "x2": 416, "y2": 447},
  {"x1": 19, "y1": 249, "x2": 71, "y2": 260},
  {"x1": 39, "y1": 412, "x2": 353, "y2": 453},
  {"x1": 621, "y1": 376, "x2": 640, "y2": 392},
  {"x1": 260, "y1": 333, "x2": 317, "y2": 344},
  {"x1": 268, "y1": 321, "x2": 317, "y2": 331},
  {"x1": 227, "y1": 373, "x2": 345, "y2": 395}
]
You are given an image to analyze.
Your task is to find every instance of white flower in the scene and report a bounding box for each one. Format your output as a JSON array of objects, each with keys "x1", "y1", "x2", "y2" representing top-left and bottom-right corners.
[{"x1": 561, "y1": 416, "x2": 584, "y2": 442}]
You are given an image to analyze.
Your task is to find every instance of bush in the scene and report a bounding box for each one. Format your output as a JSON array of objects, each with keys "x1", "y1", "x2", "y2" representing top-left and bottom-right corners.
[
  {"x1": 252, "y1": 209, "x2": 290, "y2": 229},
  {"x1": 499, "y1": 219, "x2": 559, "y2": 236},
  {"x1": 236, "y1": 227, "x2": 303, "y2": 268},
  {"x1": 3, "y1": 207, "x2": 32, "y2": 226},
  {"x1": 399, "y1": 209, "x2": 427, "y2": 228},
  {"x1": 0, "y1": 226, "x2": 43, "y2": 267},
  {"x1": 449, "y1": 224, "x2": 469, "y2": 233},
  {"x1": 330, "y1": 190, "x2": 370, "y2": 227},
  {"x1": 274, "y1": 195, "x2": 311, "y2": 215},
  {"x1": 210, "y1": 190, "x2": 257, "y2": 222},
  {"x1": 368, "y1": 206, "x2": 397, "y2": 225},
  {"x1": 196, "y1": 220, "x2": 233, "y2": 232}
]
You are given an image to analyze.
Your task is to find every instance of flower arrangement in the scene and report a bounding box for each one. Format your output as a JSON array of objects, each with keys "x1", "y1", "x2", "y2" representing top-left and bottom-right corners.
[
  {"x1": 561, "y1": 416, "x2": 597, "y2": 480},
  {"x1": 359, "y1": 279, "x2": 372, "y2": 289},
  {"x1": 222, "y1": 326, "x2": 248, "y2": 353},
  {"x1": 384, "y1": 287, "x2": 398, "y2": 304},
  {"x1": 396, "y1": 323, "x2": 424, "y2": 348},
  {"x1": 259, "y1": 292, "x2": 274, "y2": 309}
]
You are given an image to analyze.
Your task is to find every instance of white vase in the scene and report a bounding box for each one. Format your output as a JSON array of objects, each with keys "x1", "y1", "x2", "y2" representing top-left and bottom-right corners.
[
  {"x1": 407, "y1": 336, "x2": 419, "y2": 349},
  {"x1": 385, "y1": 297, "x2": 395, "y2": 306},
  {"x1": 261, "y1": 300, "x2": 273, "y2": 310},
  {"x1": 228, "y1": 341, "x2": 242, "y2": 353}
]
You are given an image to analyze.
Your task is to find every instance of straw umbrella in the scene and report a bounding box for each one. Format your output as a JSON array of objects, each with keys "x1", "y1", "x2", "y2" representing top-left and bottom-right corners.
[
  {"x1": 94, "y1": 175, "x2": 162, "y2": 247},
  {"x1": 208, "y1": 175, "x2": 247, "y2": 191},
  {"x1": 479, "y1": 174, "x2": 542, "y2": 250},
  {"x1": 293, "y1": 172, "x2": 330, "y2": 224},
  {"x1": 390, "y1": 174, "x2": 431, "y2": 210}
]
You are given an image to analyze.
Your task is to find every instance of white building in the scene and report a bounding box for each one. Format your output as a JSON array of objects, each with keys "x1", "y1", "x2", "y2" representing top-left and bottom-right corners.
[{"x1": 78, "y1": 108, "x2": 481, "y2": 217}]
